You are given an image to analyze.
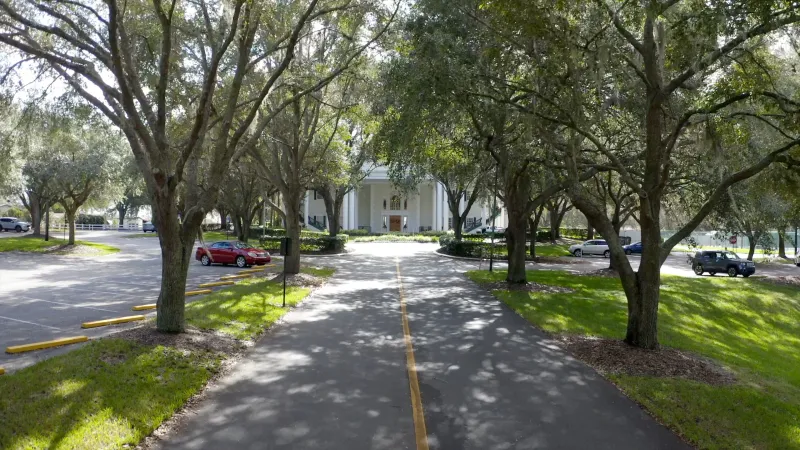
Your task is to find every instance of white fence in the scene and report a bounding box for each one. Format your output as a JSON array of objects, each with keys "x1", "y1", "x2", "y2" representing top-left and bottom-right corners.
[{"x1": 50, "y1": 223, "x2": 144, "y2": 231}]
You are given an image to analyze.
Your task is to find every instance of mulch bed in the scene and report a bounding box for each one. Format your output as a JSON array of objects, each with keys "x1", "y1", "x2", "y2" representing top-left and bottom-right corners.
[
  {"x1": 755, "y1": 276, "x2": 800, "y2": 288},
  {"x1": 266, "y1": 272, "x2": 327, "y2": 288},
  {"x1": 557, "y1": 335, "x2": 735, "y2": 385},
  {"x1": 115, "y1": 323, "x2": 247, "y2": 355},
  {"x1": 479, "y1": 280, "x2": 574, "y2": 294}
]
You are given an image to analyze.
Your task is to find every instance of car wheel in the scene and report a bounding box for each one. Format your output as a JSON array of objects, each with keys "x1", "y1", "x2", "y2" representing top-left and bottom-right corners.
[
  {"x1": 603, "y1": 250, "x2": 610, "y2": 258},
  {"x1": 15, "y1": 225, "x2": 22, "y2": 232},
  {"x1": 625, "y1": 249, "x2": 632, "y2": 255},
  {"x1": 742, "y1": 274, "x2": 751, "y2": 278},
  {"x1": 201, "y1": 254, "x2": 211, "y2": 266},
  {"x1": 694, "y1": 265, "x2": 703, "y2": 275},
  {"x1": 236, "y1": 256, "x2": 247, "y2": 268},
  {"x1": 727, "y1": 267, "x2": 738, "y2": 277},
  {"x1": 573, "y1": 249, "x2": 582, "y2": 257},
  {"x1": 709, "y1": 271, "x2": 716, "y2": 276}
]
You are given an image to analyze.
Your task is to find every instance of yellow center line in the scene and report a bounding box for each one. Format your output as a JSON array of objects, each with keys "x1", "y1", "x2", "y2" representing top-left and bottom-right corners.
[{"x1": 396, "y1": 259, "x2": 430, "y2": 450}]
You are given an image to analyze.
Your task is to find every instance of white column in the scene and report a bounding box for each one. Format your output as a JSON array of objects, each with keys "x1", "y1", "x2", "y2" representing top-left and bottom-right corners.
[
  {"x1": 350, "y1": 190, "x2": 357, "y2": 230},
  {"x1": 415, "y1": 192, "x2": 421, "y2": 233},
  {"x1": 370, "y1": 184, "x2": 376, "y2": 232},
  {"x1": 435, "y1": 184, "x2": 441, "y2": 230},
  {"x1": 342, "y1": 192, "x2": 349, "y2": 231},
  {"x1": 352, "y1": 190, "x2": 358, "y2": 230},
  {"x1": 431, "y1": 183, "x2": 437, "y2": 231},
  {"x1": 304, "y1": 190, "x2": 310, "y2": 227}
]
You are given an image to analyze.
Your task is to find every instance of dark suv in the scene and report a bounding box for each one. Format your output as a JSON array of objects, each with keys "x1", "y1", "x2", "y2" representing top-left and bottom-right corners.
[{"x1": 692, "y1": 251, "x2": 755, "y2": 278}]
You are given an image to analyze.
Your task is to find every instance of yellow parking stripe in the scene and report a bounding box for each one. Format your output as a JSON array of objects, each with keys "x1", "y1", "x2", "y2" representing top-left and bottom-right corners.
[
  {"x1": 198, "y1": 281, "x2": 235, "y2": 288},
  {"x1": 395, "y1": 259, "x2": 430, "y2": 450}
]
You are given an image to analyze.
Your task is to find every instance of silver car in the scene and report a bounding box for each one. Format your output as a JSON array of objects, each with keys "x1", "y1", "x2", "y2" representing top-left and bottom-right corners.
[
  {"x1": 795, "y1": 251, "x2": 800, "y2": 267},
  {"x1": 0, "y1": 217, "x2": 30, "y2": 232}
]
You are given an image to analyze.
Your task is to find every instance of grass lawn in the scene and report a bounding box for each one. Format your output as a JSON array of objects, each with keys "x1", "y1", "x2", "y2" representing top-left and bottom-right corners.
[
  {"x1": 185, "y1": 277, "x2": 312, "y2": 340},
  {"x1": 466, "y1": 270, "x2": 800, "y2": 448},
  {"x1": 1, "y1": 270, "x2": 331, "y2": 449},
  {"x1": 0, "y1": 236, "x2": 119, "y2": 255},
  {"x1": 0, "y1": 338, "x2": 220, "y2": 450},
  {"x1": 301, "y1": 266, "x2": 336, "y2": 278}
]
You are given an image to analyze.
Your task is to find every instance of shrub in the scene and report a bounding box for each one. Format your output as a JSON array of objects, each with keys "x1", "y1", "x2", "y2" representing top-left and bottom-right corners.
[
  {"x1": 76, "y1": 214, "x2": 105, "y2": 224},
  {"x1": 559, "y1": 227, "x2": 588, "y2": 240},
  {"x1": 259, "y1": 234, "x2": 348, "y2": 254},
  {"x1": 4, "y1": 206, "x2": 31, "y2": 222},
  {"x1": 342, "y1": 229, "x2": 370, "y2": 236}
]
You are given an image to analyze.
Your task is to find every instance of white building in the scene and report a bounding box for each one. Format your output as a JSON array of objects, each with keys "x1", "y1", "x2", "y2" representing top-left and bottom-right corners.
[{"x1": 303, "y1": 166, "x2": 505, "y2": 233}]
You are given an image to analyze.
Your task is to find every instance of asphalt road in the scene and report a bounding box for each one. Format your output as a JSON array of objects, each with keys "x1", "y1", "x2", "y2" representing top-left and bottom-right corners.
[
  {"x1": 0, "y1": 231, "x2": 278, "y2": 372},
  {"x1": 156, "y1": 243, "x2": 689, "y2": 450},
  {"x1": 0, "y1": 234, "x2": 796, "y2": 374}
]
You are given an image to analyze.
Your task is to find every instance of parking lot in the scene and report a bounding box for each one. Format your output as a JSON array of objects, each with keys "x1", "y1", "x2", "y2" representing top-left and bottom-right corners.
[{"x1": 0, "y1": 231, "x2": 279, "y2": 371}]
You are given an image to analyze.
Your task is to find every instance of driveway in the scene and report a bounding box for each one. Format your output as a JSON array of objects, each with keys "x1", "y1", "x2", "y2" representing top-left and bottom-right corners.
[
  {"x1": 0, "y1": 231, "x2": 274, "y2": 372},
  {"x1": 155, "y1": 243, "x2": 688, "y2": 450}
]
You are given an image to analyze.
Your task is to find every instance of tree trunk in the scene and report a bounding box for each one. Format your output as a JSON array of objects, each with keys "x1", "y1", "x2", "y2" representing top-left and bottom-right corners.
[
  {"x1": 152, "y1": 188, "x2": 206, "y2": 333},
  {"x1": 747, "y1": 233, "x2": 757, "y2": 261},
  {"x1": 451, "y1": 207, "x2": 463, "y2": 241},
  {"x1": 778, "y1": 231, "x2": 786, "y2": 258},
  {"x1": 232, "y1": 213, "x2": 244, "y2": 242},
  {"x1": 31, "y1": 199, "x2": 42, "y2": 236},
  {"x1": 283, "y1": 193, "x2": 303, "y2": 274},
  {"x1": 319, "y1": 187, "x2": 344, "y2": 237},
  {"x1": 505, "y1": 211, "x2": 528, "y2": 283},
  {"x1": 623, "y1": 217, "x2": 662, "y2": 349},
  {"x1": 219, "y1": 209, "x2": 228, "y2": 231},
  {"x1": 65, "y1": 208, "x2": 76, "y2": 245},
  {"x1": 587, "y1": 225, "x2": 594, "y2": 239},
  {"x1": 549, "y1": 207, "x2": 558, "y2": 243},
  {"x1": 117, "y1": 205, "x2": 127, "y2": 226}
]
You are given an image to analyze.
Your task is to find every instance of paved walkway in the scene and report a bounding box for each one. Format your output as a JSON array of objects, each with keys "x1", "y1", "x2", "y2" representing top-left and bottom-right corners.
[{"x1": 156, "y1": 244, "x2": 688, "y2": 450}]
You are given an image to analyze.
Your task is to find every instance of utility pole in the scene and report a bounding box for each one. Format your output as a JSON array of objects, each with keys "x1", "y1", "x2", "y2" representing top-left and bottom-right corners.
[{"x1": 795, "y1": 226, "x2": 798, "y2": 255}]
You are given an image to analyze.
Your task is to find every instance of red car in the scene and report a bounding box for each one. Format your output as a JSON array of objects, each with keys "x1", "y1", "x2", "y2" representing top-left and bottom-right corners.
[{"x1": 196, "y1": 241, "x2": 271, "y2": 268}]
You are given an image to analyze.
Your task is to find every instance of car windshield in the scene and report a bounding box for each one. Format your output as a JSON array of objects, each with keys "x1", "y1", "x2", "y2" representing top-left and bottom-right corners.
[
  {"x1": 720, "y1": 251, "x2": 740, "y2": 260},
  {"x1": 233, "y1": 242, "x2": 252, "y2": 249}
]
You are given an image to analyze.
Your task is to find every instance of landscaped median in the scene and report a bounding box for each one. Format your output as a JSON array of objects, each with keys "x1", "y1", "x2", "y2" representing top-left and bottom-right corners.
[
  {"x1": 0, "y1": 267, "x2": 335, "y2": 450},
  {"x1": 0, "y1": 236, "x2": 119, "y2": 255},
  {"x1": 439, "y1": 235, "x2": 572, "y2": 260},
  {"x1": 466, "y1": 270, "x2": 800, "y2": 449}
]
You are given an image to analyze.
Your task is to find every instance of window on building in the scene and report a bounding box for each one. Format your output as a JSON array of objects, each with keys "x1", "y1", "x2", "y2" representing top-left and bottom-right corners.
[
  {"x1": 390, "y1": 195, "x2": 401, "y2": 210},
  {"x1": 313, "y1": 191, "x2": 318, "y2": 200}
]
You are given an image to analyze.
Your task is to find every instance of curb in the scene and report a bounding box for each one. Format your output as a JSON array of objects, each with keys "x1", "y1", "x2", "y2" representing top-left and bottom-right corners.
[
  {"x1": 6, "y1": 336, "x2": 90, "y2": 354},
  {"x1": 220, "y1": 274, "x2": 252, "y2": 281},
  {"x1": 186, "y1": 289, "x2": 213, "y2": 297},
  {"x1": 199, "y1": 281, "x2": 235, "y2": 288},
  {"x1": 82, "y1": 315, "x2": 145, "y2": 329},
  {"x1": 132, "y1": 304, "x2": 156, "y2": 311}
]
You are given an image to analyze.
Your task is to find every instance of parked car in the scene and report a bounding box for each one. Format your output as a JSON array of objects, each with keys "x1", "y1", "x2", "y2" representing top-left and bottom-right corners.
[
  {"x1": 466, "y1": 226, "x2": 505, "y2": 235},
  {"x1": 692, "y1": 250, "x2": 755, "y2": 278},
  {"x1": 569, "y1": 239, "x2": 610, "y2": 258},
  {"x1": 142, "y1": 221, "x2": 156, "y2": 233},
  {"x1": 0, "y1": 217, "x2": 30, "y2": 232},
  {"x1": 795, "y1": 251, "x2": 800, "y2": 267},
  {"x1": 196, "y1": 241, "x2": 271, "y2": 268},
  {"x1": 623, "y1": 241, "x2": 643, "y2": 255}
]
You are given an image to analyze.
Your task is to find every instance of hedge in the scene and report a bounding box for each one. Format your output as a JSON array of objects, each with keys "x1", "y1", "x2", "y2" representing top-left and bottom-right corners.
[
  {"x1": 259, "y1": 234, "x2": 348, "y2": 254},
  {"x1": 76, "y1": 214, "x2": 105, "y2": 225}
]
